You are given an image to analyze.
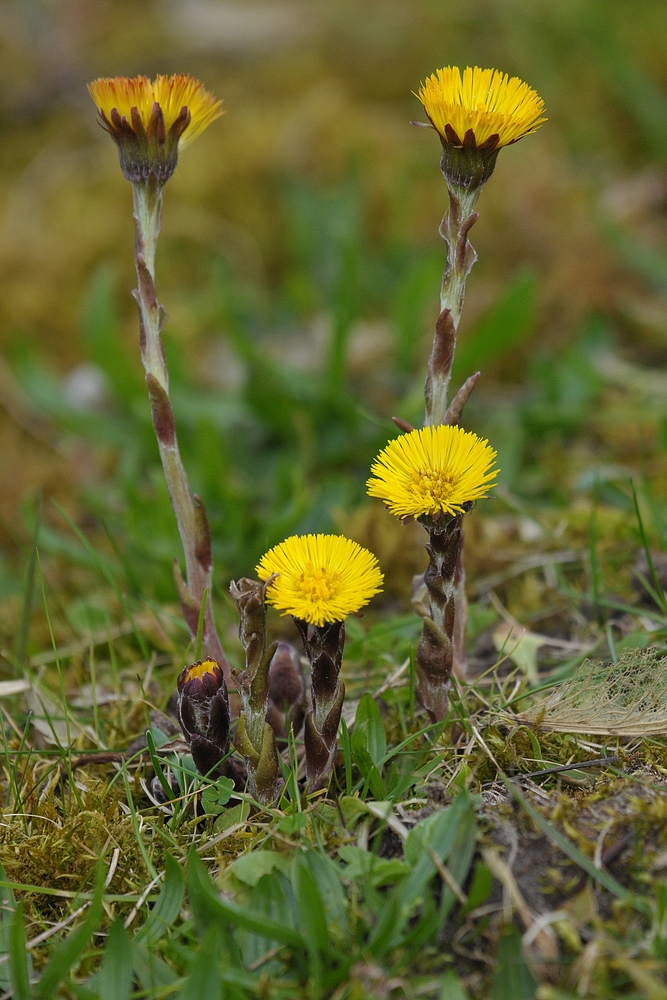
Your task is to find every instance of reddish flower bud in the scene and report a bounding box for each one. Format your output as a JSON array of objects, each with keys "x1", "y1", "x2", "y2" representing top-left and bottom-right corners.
[
  {"x1": 266, "y1": 641, "x2": 306, "y2": 738},
  {"x1": 176, "y1": 658, "x2": 230, "y2": 776}
]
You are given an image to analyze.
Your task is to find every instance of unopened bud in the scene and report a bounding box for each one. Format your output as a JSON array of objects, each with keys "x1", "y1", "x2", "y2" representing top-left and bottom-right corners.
[
  {"x1": 267, "y1": 641, "x2": 306, "y2": 738},
  {"x1": 176, "y1": 658, "x2": 230, "y2": 776}
]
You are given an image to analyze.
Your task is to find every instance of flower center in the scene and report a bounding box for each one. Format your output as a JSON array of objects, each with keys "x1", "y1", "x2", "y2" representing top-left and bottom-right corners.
[
  {"x1": 410, "y1": 467, "x2": 457, "y2": 507},
  {"x1": 297, "y1": 562, "x2": 340, "y2": 605},
  {"x1": 184, "y1": 658, "x2": 218, "y2": 682}
]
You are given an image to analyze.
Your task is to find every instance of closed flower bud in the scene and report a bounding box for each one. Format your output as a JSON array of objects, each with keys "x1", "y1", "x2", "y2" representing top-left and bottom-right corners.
[
  {"x1": 176, "y1": 658, "x2": 230, "y2": 776},
  {"x1": 267, "y1": 641, "x2": 306, "y2": 738}
]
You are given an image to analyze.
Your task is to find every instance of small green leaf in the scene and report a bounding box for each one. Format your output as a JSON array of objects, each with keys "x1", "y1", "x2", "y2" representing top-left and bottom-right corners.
[
  {"x1": 230, "y1": 851, "x2": 290, "y2": 888},
  {"x1": 213, "y1": 800, "x2": 249, "y2": 833},
  {"x1": 490, "y1": 927, "x2": 537, "y2": 1000},
  {"x1": 98, "y1": 920, "x2": 132, "y2": 1000},
  {"x1": 277, "y1": 813, "x2": 309, "y2": 836},
  {"x1": 149, "y1": 726, "x2": 171, "y2": 749},
  {"x1": 187, "y1": 850, "x2": 304, "y2": 949},
  {"x1": 337, "y1": 846, "x2": 408, "y2": 887},
  {"x1": 201, "y1": 777, "x2": 234, "y2": 815}
]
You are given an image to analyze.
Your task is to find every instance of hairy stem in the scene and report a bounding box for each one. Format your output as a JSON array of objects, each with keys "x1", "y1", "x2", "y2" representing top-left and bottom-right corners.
[
  {"x1": 132, "y1": 179, "x2": 230, "y2": 680},
  {"x1": 424, "y1": 184, "x2": 480, "y2": 428},
  {"x1": 416, "y1": 516, "x2": 462, "y2": 721},
  {"x1": 422, "y1": 181, "x2": 480, "y2": 679},
  {"x1": 230, "y1": 578, "x2": 281, "y2": 803},
  {"x1": 294, "y1": 619, "x2": 345, "y2": 789}
]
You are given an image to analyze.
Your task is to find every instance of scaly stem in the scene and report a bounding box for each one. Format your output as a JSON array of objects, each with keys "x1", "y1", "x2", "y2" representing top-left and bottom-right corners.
[
  {"x1": 422, "y1": 182, "x2": 480, "y2": 680},
  {"x1": 132, "y1": 179, "x2": 230, "y2": 681},
  {"x1": 294, "y1": 619, "x2": 345, "y2": 789},
  {"x1": 424, "y1": 184, "x2": 480, "y2": 427},
  {"x1": 230, "y1": 578, "x2": 281, "y2": 804},
  {"x1": 416, "y1": 516, "x2": 462, "y2": 721}
]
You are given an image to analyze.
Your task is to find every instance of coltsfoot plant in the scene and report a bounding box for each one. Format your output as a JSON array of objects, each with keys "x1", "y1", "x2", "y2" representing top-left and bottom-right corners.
[
  {"x1": 363, "y1": 66, "x2": 546, "y2": 717},
  {"x1": 257, "y1": 533, "x2": 383, "y2": 787},
  {"x1": 88, "y1": 75, "x2": 230, "y2": 678},
  {"x1": 88, "y1": 64, "x2": 545, "y2": 785},
  {"x1": 367, "y1": 425, "x2": 497, "y2": 720}
]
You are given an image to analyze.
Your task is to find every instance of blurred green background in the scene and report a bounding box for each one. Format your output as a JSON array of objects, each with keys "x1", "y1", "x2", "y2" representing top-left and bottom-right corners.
[{"x1": 2, "y1": 0, "x2": 667, "y2": 651}]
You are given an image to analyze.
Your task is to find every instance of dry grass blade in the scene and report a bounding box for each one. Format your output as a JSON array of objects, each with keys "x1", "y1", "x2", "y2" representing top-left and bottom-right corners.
[{"x1": 518, "y1": 647, "x2": 667, "y2": 735}]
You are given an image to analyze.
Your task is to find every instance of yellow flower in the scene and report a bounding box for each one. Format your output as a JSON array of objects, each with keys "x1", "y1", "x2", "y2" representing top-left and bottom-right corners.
[
  {"x1": 367, "y1": 425, "x2": 498, "y2": 521},
  {"x1": 416, "y1": 66, "x2": 546, "y2": 150},
  {"x1": 256, "y1": 534, "x2": 383, "y2": 627},
  {"x1": 88, "y1": 74, "x2": 223, "y2": 182}
]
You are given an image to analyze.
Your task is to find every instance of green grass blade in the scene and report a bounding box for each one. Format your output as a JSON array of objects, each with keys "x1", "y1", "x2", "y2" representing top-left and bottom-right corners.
[
  {"x1": 489, "y1": 926, "x2": 538, "y2": 1000},
  {"x1": 0, "y1": 863, "x2": 17, "y2": 990},
  {"x1": 130, "y1": 940, "x2": 178, "y2": 991},
  {"x1": 354, "y1": 694, "x2": 386, "y2": 769},
  {"x1": 8, "y1": 903, "x2": 32, "y2": 1000},
  {"x1": 178, "y1": 927, "x2": 222, "y2": 1000},
  {"x1": 292, "y1": 857, "x2": 327, "y2": 995},
  {"x1": 588, "y1": 477, "x2": 603, "y2": 624},
  {"x1": 122, "y1": 764, "x2": 159, "y2": 881},
  {"x1": 292, "y1": 855, "x2": 330, "y2": 954},
  {"x1": 340, "y1": 719, "x2": 353, "y2": 796},
  {"x1": 408, "y1": 644, "x2": 415, "y2": 724},
  {"x1": 145, "y1": 729, "x2": 176, "y2": 804},
  {"x1": 440, "y1": 970, "x2": 471, "y2": 1000},
  {"x1": 368, "y1": 893, "x2": 401, "y2": 959},
  {"x1": 393, "y1": 791, "x2": 472, "y2": 930},
  {"x1": 138, "y1": 854, "x2": 184, "y2": 946},
  {"x1": 631, "y1": 480, "x2": 667, "y2": 615},
  {"x1": 15, "y1": 491, "x2": 42, "y2": 666},
  {"x1": 98, "y1": 919, "x2": 133, "y2": 1000}
]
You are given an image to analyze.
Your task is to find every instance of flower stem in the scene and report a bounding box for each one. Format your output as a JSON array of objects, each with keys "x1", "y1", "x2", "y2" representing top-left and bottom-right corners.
[
  {"x1": 422, "y1": 181, "x2": 481, "y2": 680},
  {"x1": 230, "y1": 578, "x2": 281, "y2": 803},
  {"x1": 294, "y1": 619, "x2": 345, "y2": 789},
  {"x1": 416, "y1": 515, "x2": 463, "y2": 721},
  {"x1": 424, "y1": 183, "x2": 480, "y2": 428},
  {"x1": 132, "y1": 178, "x2": 230, "y2": 681}
]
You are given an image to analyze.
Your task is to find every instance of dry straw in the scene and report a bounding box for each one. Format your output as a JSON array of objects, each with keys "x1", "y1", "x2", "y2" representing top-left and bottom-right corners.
[{"x1": 518, "y1": 647, "x2": 667, "y2": 736}]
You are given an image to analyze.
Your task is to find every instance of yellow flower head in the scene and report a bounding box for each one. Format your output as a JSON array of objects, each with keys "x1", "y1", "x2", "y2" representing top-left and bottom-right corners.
[
  {"x1": 367, "y1": 424, "x2": 498, "y2": 522},
  {"x1": 416, "y1": 66, "x2": 546, "y2": 151},
  {"x1": 88, "y1": 74, "x2": 223, "y2": 183},
  {"x1": 256, "y1": 534, "x2": 383, "y2": 627}
]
